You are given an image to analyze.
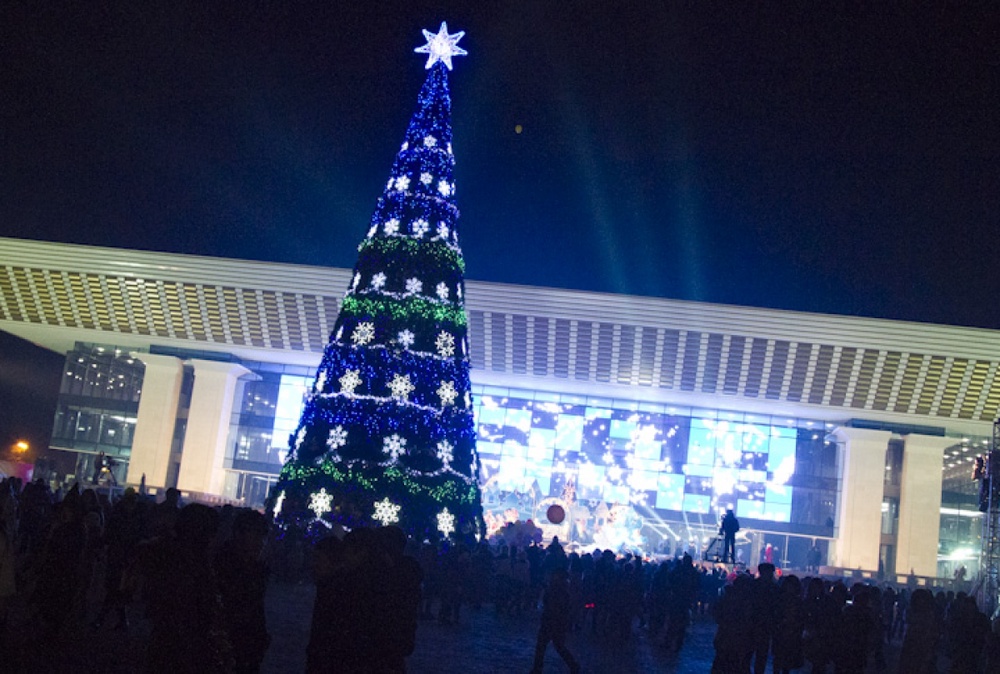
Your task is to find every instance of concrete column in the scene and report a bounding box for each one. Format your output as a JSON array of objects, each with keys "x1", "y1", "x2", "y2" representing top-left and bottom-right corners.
[
  {"x1": 896, "y1": 434, "x2": 951, "y2": 577},
  {"x1": 832, "y1": 427, "x2": 891, "y2": 572},
  {"x1": 176, "y1": 360, "x2": 252, "y2": 497},
  {"x1": 126, "y1": 353, "x2": 184, "y2": 488}
]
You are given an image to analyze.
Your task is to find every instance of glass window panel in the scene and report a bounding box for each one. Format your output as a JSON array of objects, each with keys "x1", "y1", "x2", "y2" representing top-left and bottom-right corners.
[
  {"x1": 477, "y1": 441, "x2": 502, "y2": 456},
  {"x1": 765, "y1": 502, "x2": 792, "y2": 522},
  {"x1": 766, "y1": 484, "x2": 793, "y2": 504},
  {"x1": 554, "y1": 415, "x2": 585, "y2": 450},
  {"x1": 501, "y1": 442, "x2": 528, "y2": 459},
  {"x1": 685, "y1": 464, "x2": 714, "y2": 478},
  {"x1": 684, "y1": 494, "x2": 710, "y2": 513},
  {"x1": 657, "y1": 474, "x2": 685, "y2": 510},
  {"x1": 738, "y1": 499, "x2": 767, "y2": 519},
  {"x1": 768, "y1": 437, "x2": 797, "y2": 472},
  {"x1": 577, "y1": 463, "x2": 605, "y2": 489},
  {"x1": 477, "y1": 405, "x2": 506, "y2": 426},
  {"x1": 630, "y1": 470, "x2": 658, "y2": 492},
  {"x1": 609, "y1": 419, "x2": 637, "y2": 440},
  {"x1": 605, "y1": 484, "x2": 629, "y2": 504},
  {"x1": 505, "y1": 409, "x2": 532, "y2": 433}
]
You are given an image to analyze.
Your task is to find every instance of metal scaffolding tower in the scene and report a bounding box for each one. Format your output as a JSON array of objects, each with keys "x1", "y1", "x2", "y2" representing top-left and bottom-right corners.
[{"x1": 976, "y1": 420, "x2": 1000, "y2": 616}]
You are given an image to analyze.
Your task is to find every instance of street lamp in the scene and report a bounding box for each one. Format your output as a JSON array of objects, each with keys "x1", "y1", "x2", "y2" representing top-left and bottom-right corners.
[{"x1": 13, "y1": 440, "x2": 29, "y2": 455}]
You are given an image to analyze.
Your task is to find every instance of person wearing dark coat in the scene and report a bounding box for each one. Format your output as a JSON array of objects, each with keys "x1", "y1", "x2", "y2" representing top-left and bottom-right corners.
[
  {"x1": 711, "y1": 573, "x2": 754, "y2": 674},
  {"x1": 947, "y1": 594, "x2": 989, "y2": 674},
  {"x1": 720, "y1": 510, "x2": 740, "y2": 564},
  {"x1": 898, "y1": 588, "x2": 939, "y2": 674},
  {"x1": 836, "y1": 584, "x2": 874, "y2": 674},
  {"x1": 214, "y1": 509, "x2": 271, "y2": 674},
  {"x1": 749, "y1": 563, "x2": 779, "y2": 674},
  {"x1": 664, "y1": 553, "x2": 700, "y2": 652},
  {"x1": 307, "y1": 530, "x2": 383, "y2": 674},
  {"x1": 771, "y1": 574, "x2": 804, "y2": 674},
  {"x1": 803, "y1": 577, "x2": 838, "y2": 673},
  {"x1": 373, "y1": 526, "x2": 423, "y2": 674},
  {"x1": 530, "y1": 567, "x2": 581, "y2": 674},
  {"x1": 142, "y1": 503, "x2": 230, "y2": 674}
]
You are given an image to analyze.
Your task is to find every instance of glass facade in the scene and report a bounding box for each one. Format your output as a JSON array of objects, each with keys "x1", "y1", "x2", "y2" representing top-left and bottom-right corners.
[
  {"x1": 219, "y1": 375, "x2": 841, "y2": 555},
  {"x1": 225, "y1": 369, "x2": 313, "y2": 475},
  {"x1": 471, "y1": 386, "x2": 839, "y2": 554},
  {"x1": 39, "y1": 340, "x2": 989, "y2": 567},
  {"x1": 938, "y1": 436, "x2": 990, "y2": 578},
  {"x1": 49, "y1": 344, "x2": 145, "y2": 486}
]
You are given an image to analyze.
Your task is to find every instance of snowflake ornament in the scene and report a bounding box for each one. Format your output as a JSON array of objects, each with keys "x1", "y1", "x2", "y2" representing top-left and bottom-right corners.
[
  {"x1": 435, "y1": 282, "x2": 450, "y2": 300},
  {"x1": 437, "y1": 222, "x2": 450, "y2": 239},
  {"x1": 437, "y1": 380, "x2": 458, "y2": 406},
  {"x1": 412, "y1": 219, "x2": 429, "y2": 237},
  {"x1": 423, "y1": 135, "x2": 438, "y2": 147},
  {"x1": 339, "y1": 370, "x2": 362, "y2": 396},
  {"x1": 351, "y1": 322, "x2": 376, "y2": 345},
  {"x1": 384, "y1": 218, "x2": 400, "y2": 235},
  {"x1": 373, "y1": 498, "x2": 401, "y2": 526},
  {"x1": 438, "y1": 180, "x2": 452, "y2": 197},
  {"x1": 414, "y1": 22, "x2": 467, "y2": 71},
  {"x1": 383, "y1": 434, "x2": 407, "y2": 462},
  {"x1": 314, "y1": 370, "x2": 328, "y2": 394},
  {"x1": 388, "y1": 373, "x2": 415, "y2": 401},
  {"x1": 273, "y1": 490, "x2": 286, "y2": 517},
  {"x1": 309, "y1": 488, "x2": 333, "y2": 518},
  {"x1": 436, "y1": 440, "x2": 454, "y2": 466},
  {"x1": 405, "y1": 278, "x2": 423, "y2": 295},
  {"x1": 394, "y1": 176, "x2": 410, "y2": 191},
  {"x1": 420, "y1": 172, "x2": 433, "y2": 185},
  {"x1": 437, "y1": 508, "x2": 456, "y2": 537},
  {"x1": 327, "y1": 425, "x2": 348, "y2": 450},
  {"x1": 371, "y1": 272, "x2": 387, "y2": 290},
  {"x1": 397, "y1": 330, "x2": 415, "y2": 349},
  {"x1": 435, "y1": 331, "x2": 456, "y2": 358}
]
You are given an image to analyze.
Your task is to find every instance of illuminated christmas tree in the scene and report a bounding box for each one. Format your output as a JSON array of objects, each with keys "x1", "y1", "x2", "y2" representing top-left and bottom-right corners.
[{"x1": 269, "y1": 23, "x2": 483, "y2": 540}]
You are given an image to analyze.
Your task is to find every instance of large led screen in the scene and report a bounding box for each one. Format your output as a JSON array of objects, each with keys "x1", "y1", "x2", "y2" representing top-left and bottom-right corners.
[
  {"x1": 236, "y1": 374, "x2": 820, "y2": 549},
  {"x1": 474, "y1": 393, "x2": 799, "y2": 524}
]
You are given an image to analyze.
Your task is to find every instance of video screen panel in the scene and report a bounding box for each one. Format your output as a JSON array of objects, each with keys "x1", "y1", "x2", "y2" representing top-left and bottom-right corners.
[{"x1": 475, "y1": 394, "x2": 799, "y2": 523}]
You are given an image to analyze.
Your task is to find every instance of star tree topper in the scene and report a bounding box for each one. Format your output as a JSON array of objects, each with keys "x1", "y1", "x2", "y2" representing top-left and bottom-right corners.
[{"x1": 414, "y1": 22, "x2": 467, "y2": 70}]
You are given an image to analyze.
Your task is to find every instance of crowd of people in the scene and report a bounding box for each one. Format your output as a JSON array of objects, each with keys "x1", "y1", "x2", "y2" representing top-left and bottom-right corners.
[{"x1": 2, "y1": 475, "x2": 1000, "y2": 672}]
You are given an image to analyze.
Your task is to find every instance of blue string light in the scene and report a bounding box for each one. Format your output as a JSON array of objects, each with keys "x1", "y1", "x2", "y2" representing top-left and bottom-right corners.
[{"x1": 269, "y1": 31, "x2": 483, "y2": 540}]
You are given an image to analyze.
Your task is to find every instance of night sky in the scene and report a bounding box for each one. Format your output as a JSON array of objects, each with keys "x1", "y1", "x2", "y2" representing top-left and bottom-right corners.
[{"x1": 2, "y1": 3, "x2": 999, "y2": 328}]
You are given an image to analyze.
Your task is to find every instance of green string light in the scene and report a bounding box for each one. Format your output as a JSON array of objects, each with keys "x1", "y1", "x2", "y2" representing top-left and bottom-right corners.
[
  {"x1": 358, "y1": 237, "x2": 465, "y2": 273},
  {"x1": 341, "y1": 295, "x2": 467, "y2": 327}
]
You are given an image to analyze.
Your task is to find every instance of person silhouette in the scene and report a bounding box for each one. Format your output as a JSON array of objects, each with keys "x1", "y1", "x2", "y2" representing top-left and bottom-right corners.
[
  {"x1": 720, "y1": 509, "x2": 740, "y2": 564},
  {"x1": 530, "y1": 567, "x2": 581, "y2": 674}
]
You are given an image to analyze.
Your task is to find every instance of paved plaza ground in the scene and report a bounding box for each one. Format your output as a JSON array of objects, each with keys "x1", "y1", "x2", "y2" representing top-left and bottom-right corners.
[
  {"x1": 262, "y1": 581, "x2": 717, "y2": 674},
  {"x1": 2, "y1": 576, "x2": 919, "y2": 672}
]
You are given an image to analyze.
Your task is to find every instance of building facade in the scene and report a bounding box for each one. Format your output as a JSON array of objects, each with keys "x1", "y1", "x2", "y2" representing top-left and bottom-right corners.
[{"x1": 0, "y1": 236, "x2": 992, "y2": 578}]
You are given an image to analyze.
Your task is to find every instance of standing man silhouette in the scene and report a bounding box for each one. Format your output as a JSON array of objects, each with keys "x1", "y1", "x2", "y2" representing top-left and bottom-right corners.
[
  {"x1": 720, "y1": 509, "x2": 740, "y2": 564},
  {"x1": 530, "y1": 568, "x2": 581, "y2": 674}
]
